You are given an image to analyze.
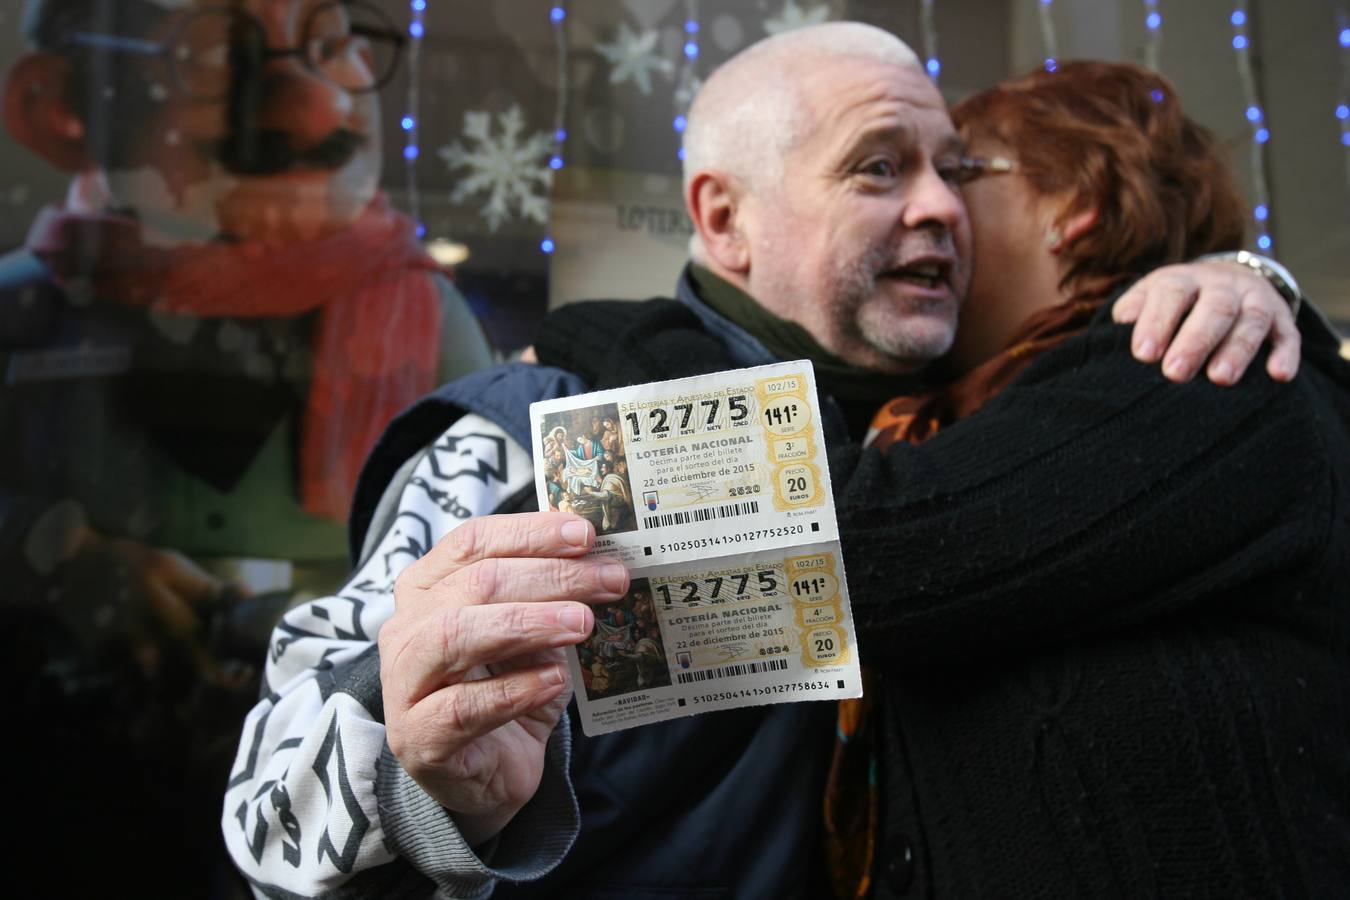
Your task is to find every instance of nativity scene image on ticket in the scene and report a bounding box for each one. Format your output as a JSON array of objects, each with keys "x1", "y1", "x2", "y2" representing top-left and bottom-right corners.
[
  {"x1": 577, "y1": 579, "x2": 672, "y2": 701},
  {"x1": 538, "y1": 401, "x2": 637, "y2": 536}
]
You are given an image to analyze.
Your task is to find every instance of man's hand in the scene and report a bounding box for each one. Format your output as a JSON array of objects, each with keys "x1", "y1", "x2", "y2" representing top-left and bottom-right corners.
[
  {"x1": 379, "y1": 512, "x2": 628, "y2": 846},
  {"x1": 1113, "y1": 261, "x2": 1300, "y2": 385}
]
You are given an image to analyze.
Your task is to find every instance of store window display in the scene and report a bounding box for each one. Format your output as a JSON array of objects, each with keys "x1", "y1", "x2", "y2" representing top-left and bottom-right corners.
[{"x1": 0, "y1": 1, "x2": 493, "y2": 894}]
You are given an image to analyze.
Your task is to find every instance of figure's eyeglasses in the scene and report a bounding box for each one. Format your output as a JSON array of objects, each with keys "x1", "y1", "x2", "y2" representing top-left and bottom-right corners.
[
  {"x1": 957, "y1": 155, "x2": 1016, "y2": 183},
  {"x1": 66, "y1": 1, "x2": 405, "y2": 101}
]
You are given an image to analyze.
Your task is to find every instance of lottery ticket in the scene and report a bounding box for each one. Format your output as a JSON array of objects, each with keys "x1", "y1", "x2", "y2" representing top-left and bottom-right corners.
[
  {"x1": 529, "y1": 360, "x2": 839, "y2": 569},
  {"x1": 530, "y1": 361, "x2": 862, "y2": 735}
]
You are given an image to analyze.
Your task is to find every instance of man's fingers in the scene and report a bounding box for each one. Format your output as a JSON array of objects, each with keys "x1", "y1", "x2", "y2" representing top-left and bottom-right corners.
[
  {"x1": 1127, "y1": 261, "x2": 1302, "y2": 385},
  {"x1": 1112, "y1": 281, "x2": 1147, "y2": 323},
  {"x1": 386, "y1": 554, "x2": 626, "y2": 704},
  {"x1": 401, "y1": 513, "x2": 596, "y2": 592},
  {"x1": 1159, "y1": 285, "x2": 1243, "y2": 383},
  {"x1": 1197, "y1": 296, "x2": 1274, "y2": 386},
  {"x1": 401, "y1": 599, "x2": 595, "y2": 696},
  {"x1": 1130, "y1": 277, "x2": 1196, "y2": 363},
  {"x1": 392, "y1": 662, "x2": 570, "y2": 774},
  {"x1": 1265, "y1": 337, "x2": 1301, "y2": 383},
  {"x1": 447, "y1": 555, "x2": 629, "y2": 610},
  {"x1": 1264, "y1": 299, "x2": 1302, "y2": 382}
]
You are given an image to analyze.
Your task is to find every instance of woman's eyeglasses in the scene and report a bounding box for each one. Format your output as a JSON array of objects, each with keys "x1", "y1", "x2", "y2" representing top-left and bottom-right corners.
[{"x1": 957, "y1": 155, "x2": 1016, "y2": 183}]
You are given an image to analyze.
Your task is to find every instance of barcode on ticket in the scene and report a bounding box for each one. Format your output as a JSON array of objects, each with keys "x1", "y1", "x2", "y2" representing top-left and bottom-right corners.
[
  {"x1": 675, "y1": 657, "x2": 788, "y2": 684},
  {"x1": 643, "y1": 500, "x2": 760, "y2": 530}
]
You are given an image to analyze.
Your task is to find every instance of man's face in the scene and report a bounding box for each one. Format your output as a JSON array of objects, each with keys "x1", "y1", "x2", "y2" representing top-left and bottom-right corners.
[
  {"x1": 88, "y1": 0, "x2": 383, "y2": 244},
  {"x1": 742, "y1": 60, "x2": 972, "y2": 373}
]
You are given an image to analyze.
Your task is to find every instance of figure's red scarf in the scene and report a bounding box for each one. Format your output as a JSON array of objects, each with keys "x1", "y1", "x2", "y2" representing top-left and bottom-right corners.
[{"x1": 27, "y1": 192, "x2": 442, "y2": 521}]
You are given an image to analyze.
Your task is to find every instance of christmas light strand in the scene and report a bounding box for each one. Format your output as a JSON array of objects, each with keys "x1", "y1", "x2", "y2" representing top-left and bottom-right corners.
[
  {"x1": 1038, "y1": 0, "x2": 1059, "y2": 72},
  {"x1": 402, "y1": 0, "x2": 427, "y2": 237},
  {"x1": 673, "y1": 0, "x2": 701, "y2": 161},
  {"x1": 1337, "y1": 4, "x2": 1350, "y2": 192},
  {"x1": 920, "y1": 0, "x2": 940, "y2": 83},
  {"x1": 1142, "y1": 0, "x2": 1162, "y2": 70},
  {"x1": 1230, "y1": 1, "x2": 1274, "y2": 251},
  {"x1": 542, "y1": 2, "x2": 570, "y2": 255}
]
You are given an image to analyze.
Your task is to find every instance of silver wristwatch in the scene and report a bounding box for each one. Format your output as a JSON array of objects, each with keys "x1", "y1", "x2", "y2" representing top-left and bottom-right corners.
[{"x1": 1195, "y1": 250, "x2": 1303, "y2": 316}]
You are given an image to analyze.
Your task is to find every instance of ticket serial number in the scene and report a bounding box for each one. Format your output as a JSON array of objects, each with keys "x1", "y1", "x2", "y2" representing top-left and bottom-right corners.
[
  {"x1": 691, "y1": 681, "x2": 839, "y2": 704},
  {"x1": 659, "y1": 524, "x2": 806, "y2": 554}
]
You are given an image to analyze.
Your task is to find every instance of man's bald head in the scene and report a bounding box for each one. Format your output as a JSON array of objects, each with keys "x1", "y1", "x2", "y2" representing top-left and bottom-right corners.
[{"x1": 682, "y1": 22, "x2": 921, "y2": 216}]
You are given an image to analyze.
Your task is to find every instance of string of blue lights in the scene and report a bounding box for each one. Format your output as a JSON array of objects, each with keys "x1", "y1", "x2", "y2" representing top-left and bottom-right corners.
[
  {"x1": 673, "y1": 1, "x2": 701, "y2": 162},
  {"x1": 402, "y1": 0, "x2": 427, "y2": 238},
  {"x1": 542, "y1": 3, "x2": 569, "y2": 255},
  {"x1": 1229, "y1": 2, "x2": 1274, "y2": 251},
  {"x1": 1038, "y1": 0, "x2": 1058, "y2": 72},
  {"x1": 1142, "y1": 0, "x2": 1162, "y2": 70},
  {"x1": 921, "y1": 0, "x2": 939, "y2": 82},
  {"x1": 406, "y1": 3, "x2": 1310, "y2": 261},
  {"x1": 1337, "y1": 5, "x2": 1350, "y2": 176}
]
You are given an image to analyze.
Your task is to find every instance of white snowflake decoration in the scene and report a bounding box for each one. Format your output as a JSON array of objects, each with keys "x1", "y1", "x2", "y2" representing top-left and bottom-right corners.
[
  {"x1": 764, "y1": 0, "x2": 831, "y2": 36},
  {"x1": 438, "y1": 106, "x2": 553, "y2": 232},
  {"x1": 597, "y1": 22, "x2": 675, "y2": 96}
]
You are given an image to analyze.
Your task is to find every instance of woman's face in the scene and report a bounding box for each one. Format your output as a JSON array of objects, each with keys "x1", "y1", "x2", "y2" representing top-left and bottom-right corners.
[{"x1": 945, "y1": 137, "x2": 1062, "y2": 374}]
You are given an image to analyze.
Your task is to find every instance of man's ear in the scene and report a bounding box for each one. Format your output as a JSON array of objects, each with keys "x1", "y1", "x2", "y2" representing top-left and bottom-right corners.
[
  {"x1": 686, "y1": 169, "x2": 751, "y2": 274},
  {"x1": 3, "y1": 53, "x2": 91, "y2": 172},
  {"x1": 1049, "y1": 204, "x2": 1099, "y2": 254}
]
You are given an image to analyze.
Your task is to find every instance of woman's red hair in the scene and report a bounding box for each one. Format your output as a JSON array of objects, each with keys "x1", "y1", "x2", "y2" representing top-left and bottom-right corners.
[{"x1": 952, "y1": 60, "x2": 1248, "y2": 300}]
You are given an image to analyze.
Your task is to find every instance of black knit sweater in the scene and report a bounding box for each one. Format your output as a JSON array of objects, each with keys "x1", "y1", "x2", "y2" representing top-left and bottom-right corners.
[{"x1": 536, "y1": 294, "x2": 1350, "y2": 898}]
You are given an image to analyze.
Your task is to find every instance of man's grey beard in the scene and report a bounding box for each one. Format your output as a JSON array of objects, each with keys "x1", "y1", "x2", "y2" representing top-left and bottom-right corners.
[{"x1": 826, "y1": 241, "x2": 961, "y2": 366}]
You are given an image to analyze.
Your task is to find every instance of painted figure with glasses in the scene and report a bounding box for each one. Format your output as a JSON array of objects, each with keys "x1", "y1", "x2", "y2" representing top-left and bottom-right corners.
[{"x1": 0, "y1": 1, "x2": 492, "y2": 895}]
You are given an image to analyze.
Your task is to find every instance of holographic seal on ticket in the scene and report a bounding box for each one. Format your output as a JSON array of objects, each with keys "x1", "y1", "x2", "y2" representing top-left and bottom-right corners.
[
  {"x1": 530, "y1": 362, "x2": 862, "y2": 736},
  {"x1": 529, "y1": 360, "x2": 840, "y2": 569}
]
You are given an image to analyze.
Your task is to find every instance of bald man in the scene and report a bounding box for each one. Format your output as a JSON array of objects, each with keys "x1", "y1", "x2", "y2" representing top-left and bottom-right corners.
[{"x1": 223, "y1": 23, "x2": 1304, "y2": 899}]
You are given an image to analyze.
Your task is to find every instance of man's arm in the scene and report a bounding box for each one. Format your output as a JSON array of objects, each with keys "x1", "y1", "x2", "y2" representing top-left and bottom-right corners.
[
  {"x1": 222, "y1": 414, "x2": 618, "y2": 899},
  {"x1": 835, "y1": 315, "x2": 1333, "y2": 665},
  {"x1": 538, "y1": 266, "x2": 1301, "y2": 396}
]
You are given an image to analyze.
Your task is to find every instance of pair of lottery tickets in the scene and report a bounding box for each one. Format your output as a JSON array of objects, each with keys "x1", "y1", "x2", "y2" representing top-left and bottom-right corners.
[{"x1": 530, "y1": 361, "x2": 862, "y2": 736}]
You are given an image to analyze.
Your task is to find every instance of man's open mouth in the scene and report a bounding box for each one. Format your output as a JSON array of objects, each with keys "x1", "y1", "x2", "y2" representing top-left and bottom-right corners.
[{"x1": 883, "y1": 259, "x2": 952, "y2": 291}]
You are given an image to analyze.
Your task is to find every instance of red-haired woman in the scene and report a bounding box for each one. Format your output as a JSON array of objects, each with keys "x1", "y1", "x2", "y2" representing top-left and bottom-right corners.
[{"x1": 833, "y1": 62, "x2": 1350, "y2": 898}]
